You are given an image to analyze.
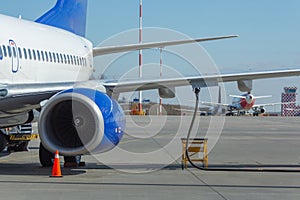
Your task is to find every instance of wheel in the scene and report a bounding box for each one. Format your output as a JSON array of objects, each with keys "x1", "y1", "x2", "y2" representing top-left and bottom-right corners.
[
  {"x1": 64, "y1": 155, "x2": 83, "y2": 167},
  {"x1": 9, "y1": 141, "x2": 29, "y2": 152},
  {"x1": 64, "y1": 156, "x2": 78, "y2": 163},
  {"x1": 0, "y1": 133, "x2": 8, "y2": 152},
  {"x1": 18, "y1": 141, "x2": 29, "y2": 151},
  {"x1": 39, "y1": 143, "x2": 54, "y2": 167}
]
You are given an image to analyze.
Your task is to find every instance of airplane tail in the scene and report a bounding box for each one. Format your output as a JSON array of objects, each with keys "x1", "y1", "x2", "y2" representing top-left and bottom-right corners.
[{"x1": 35, "y1": 0, "x2": 88, "y2": 37}]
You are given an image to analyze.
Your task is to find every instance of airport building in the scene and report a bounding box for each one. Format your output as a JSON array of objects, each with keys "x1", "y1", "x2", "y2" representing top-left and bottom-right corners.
[{"x1": 281, "y1": 87, "x2": 300, "y2": 116}]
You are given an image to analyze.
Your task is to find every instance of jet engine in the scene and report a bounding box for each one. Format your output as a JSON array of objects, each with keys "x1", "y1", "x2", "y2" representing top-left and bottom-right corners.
[
  {"x1": 260, "y1": 107, "x2": 266, "y2": 114},
  {"x1": 252, "y1": 106, "x2": 266, "y2": 116},
  {"x1": 38, "y1": 88, "x2": 126, "y2": 156}
]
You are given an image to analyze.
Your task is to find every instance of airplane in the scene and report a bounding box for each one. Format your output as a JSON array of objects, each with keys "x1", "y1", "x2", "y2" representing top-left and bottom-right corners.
[
  {"x1": 174, "y1": 86, "x2": 225, "y2": 116},
  {"x1": 1, "y1": 0, "x2": 300, "y2": 167},
  {"x1": 202, "y1": 92, "x2": 290, "y2": 116}
]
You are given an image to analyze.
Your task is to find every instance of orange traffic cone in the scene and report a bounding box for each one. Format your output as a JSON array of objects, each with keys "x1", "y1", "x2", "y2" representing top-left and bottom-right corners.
[{"x1": 50, "y1": 150, "x2": 63, "y2": 178}]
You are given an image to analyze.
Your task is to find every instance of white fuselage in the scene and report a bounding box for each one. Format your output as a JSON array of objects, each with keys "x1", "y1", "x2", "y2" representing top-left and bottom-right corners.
[{"x1": 0, "y1": 14, "x2": 94, "y2": 84}]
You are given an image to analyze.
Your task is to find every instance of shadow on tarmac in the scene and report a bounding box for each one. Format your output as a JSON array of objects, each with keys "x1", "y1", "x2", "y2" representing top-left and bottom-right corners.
[{"x1": 0, "y1": 163, "x2": 86, "y2": 176}]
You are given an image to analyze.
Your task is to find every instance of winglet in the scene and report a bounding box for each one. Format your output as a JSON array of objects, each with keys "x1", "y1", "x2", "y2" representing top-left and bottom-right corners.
[{"x1": 35, "y1": 0, "x2": 88, "y2": 37}]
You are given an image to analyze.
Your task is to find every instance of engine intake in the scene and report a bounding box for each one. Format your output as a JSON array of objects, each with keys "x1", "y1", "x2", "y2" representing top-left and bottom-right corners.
[{"x1": 38, "y1": 88, "x2": 125, "y2": 156}]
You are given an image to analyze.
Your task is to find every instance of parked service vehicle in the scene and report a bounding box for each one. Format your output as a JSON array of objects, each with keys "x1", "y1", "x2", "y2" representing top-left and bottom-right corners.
[{"x1": 0, "y1": 123, "x2": 38, "y2": 152}]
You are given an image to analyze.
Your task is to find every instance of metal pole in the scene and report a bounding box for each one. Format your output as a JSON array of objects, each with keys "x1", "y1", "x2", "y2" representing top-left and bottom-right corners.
[
  {"x1": 138, "y1": 0, "x2": 143, "y2": 114},
  {"x1": 159, "y1": 48, "x2": 163, "y2": 115}
]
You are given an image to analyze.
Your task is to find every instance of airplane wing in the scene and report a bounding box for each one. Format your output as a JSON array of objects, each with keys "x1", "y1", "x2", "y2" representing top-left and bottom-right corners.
[
  {"x1": 103, "y1": 69, "x2": 300, "y2": 94},
  {"x1": 2, "y1": 69, "x2": 300, "y2": 115},
  {"x1": 93, "y1": 35, "x2": 238, "y2": 56},
  {"x1": 229, "y1": 95, "x2": 245, "y2": 98}
]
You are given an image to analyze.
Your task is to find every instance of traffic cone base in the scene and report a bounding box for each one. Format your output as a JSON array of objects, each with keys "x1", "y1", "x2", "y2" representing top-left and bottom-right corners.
[{"x1": 50, "y1": 150, "x2": 63, "y2": 178}]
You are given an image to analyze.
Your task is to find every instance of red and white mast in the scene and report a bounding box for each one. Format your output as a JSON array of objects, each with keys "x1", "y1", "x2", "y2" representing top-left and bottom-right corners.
[{"x1": 138, "y1": 0, "x2": 143, "y2": 114}]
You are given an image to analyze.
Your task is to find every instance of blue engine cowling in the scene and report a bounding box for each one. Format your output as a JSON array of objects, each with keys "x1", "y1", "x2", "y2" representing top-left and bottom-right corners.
[{"x1": 38, "y1": 88, "x2": 126, "y2": 156}]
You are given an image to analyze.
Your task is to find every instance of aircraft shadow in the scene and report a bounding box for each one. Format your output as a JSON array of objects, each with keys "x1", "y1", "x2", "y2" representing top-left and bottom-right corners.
[
  {"x1": 82, "y1": 163, "x2": 186, "y2": 171},
  {"x1": 0, "y1": 163, "x2": 86, "y2": 176}
]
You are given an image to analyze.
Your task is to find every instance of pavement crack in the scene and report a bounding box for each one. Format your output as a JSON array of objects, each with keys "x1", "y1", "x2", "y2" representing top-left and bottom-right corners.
[{"x1": 187, "y1": 169, "x2": 230, "y2": 200}]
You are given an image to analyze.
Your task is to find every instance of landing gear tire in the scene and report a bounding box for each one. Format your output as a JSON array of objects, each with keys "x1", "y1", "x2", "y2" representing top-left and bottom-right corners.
[
  {"x1": 8, "y1": 141, "x2": 29, "y2": 152},
  {"x1": 39, "y1": 143, "x2": 54, "y2": 167},
  {"x1": 0, "y1": 133, "x2": 7, "y2": 152},
  {"x1": 17, "y1": 141, "x2": 29, "y2": 151},
  {"x1": 64, "y1": 155, "x2": 83, "y2": 168}
]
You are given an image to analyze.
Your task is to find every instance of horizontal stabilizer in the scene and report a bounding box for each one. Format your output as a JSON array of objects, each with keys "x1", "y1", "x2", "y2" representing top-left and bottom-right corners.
[{"x1": 254, "y1": 95, "x2": 272, "y2": 99}]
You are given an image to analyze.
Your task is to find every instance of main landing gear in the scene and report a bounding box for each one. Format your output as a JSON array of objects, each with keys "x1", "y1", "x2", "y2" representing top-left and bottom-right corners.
[{"x1": 39, "y1": 143, "x2": 85, "y2": 167}]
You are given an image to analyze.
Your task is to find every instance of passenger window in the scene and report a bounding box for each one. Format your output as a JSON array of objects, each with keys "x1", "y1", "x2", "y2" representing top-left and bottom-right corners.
[
  {"x1": 74, "y1": 56, "x2": 77, "y2": 65},
  {"x1": 41, "y1": 51, "x2": 45, "y2": 61},
  {"x1": 7, "y1": 46, "x2": 12, "y2": 58},
  {"x1": 67, "y1": 55, "x2": 70, "y2": 64},
  {"x1": 32, "y1": 50, "x2": 36, "y2": 60},
  {"x1": 23, "y1": 48, "x2": 27, "y2": 59},
  {"x1": 60, "y1": 54, "x2": 63, "y2": 64},
  {"x1": 77, "y1": 56, "x2": 80, "y2": 66},
  {"x1": 64, "y1": 54, "x2": 67, "y2": 64},
  {"x1": 45, "y1": 52, "x2": 49, "y2": 62},
  {"x1": 56, "y1": 53, "x2": 60, "y2": 63},
  {"x1": 2, "y1": 46, "x2": 7, "y2": 57},
  {"x1": 28, "y1": 49, "x2": 32, "y2": 60},
  {"x1": 37, "y1": 50, "x2": 41, "y2": 61},
  {"x1": 18, "y1": 48, "x2": 22, "y2": 59},
  {"x1": 52, "y1": 52, "x2": 56, "y2": 63},
  {"x1": 49, "y1": 52, "x2": 52, "y2": 62},
  {"x1": 0, "y1": 47, "x2": 3, "y2": 59},
  {"x1": 70, "y1": 55, "x2": 74, "y2": 65}
]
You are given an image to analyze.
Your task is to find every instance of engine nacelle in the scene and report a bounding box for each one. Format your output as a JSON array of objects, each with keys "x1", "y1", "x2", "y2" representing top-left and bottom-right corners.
[
  {"x1": 38, "y1": 88, "x2": 126, "y2": 156},
  {"x1": 237, "y1": 80, "x2": 252, "y2": 92},
  {"x1": 252, "y1": 107, "x2": 266, "y2": 115},
  {"x1": 159, "y1": 87, "x2": 175, "y2": 99},
  {"x1": 260, "y1": 107, "x2": 266, "y2": 114}
]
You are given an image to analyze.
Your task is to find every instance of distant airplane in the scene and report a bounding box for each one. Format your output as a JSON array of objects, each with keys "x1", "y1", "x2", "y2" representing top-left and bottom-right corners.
[
  {"x1": 1, "y1": 0, "x2": 300, "y2": 166},
  {"x1": 176, "y1": 86, "x2": 224, "y2": 116},
  {"x1": 202, "y1": 92, "x2": 290, "y2": 116}
]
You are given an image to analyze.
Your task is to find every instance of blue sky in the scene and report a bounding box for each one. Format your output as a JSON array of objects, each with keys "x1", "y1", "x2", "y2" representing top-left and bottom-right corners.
[{"x1": 0, "y1": 0, "x2": 300, "y2": 109}]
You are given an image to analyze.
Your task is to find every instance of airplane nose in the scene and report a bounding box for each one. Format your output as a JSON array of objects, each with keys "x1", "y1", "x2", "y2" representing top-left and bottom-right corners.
[{"x1": 246, "y1": 94, "x2": 253, "y2": 103}]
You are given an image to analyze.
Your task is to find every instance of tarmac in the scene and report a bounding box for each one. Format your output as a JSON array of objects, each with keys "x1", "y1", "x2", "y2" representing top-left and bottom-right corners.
[{"x1": 1, "y1": 116, "x2": 300, "y2": 200}]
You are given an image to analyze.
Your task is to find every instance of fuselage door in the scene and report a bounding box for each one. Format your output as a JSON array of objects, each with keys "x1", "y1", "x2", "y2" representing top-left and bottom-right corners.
[{"x1": 9, "y1": 40, "x2": 19, "y2": 73}]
